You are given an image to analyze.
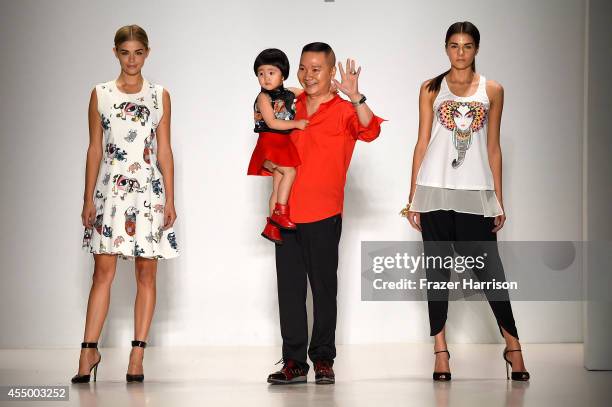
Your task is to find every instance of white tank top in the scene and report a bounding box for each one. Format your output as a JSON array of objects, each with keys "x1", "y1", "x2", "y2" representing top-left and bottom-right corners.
[{"x1": 416, "y1": 74, "x2": 494, "y2": 190}]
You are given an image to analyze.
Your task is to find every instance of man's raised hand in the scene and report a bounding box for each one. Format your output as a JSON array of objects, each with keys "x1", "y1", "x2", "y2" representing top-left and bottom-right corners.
[{"x1": 333, "y1": 58, "x2": 362, "y2": 101}]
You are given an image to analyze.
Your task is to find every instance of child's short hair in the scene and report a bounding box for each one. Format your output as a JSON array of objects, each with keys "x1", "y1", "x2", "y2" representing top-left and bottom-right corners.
[{"x1": 253, "y1": 48, "x2": 290, "y2": 80}]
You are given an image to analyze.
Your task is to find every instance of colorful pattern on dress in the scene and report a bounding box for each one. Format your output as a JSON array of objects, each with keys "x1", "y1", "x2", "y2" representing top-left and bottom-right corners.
[
  {"x1": 436, "y1": 100, "x2": 488, "y2": 169},
  {"x1": 113, "y1": 102, "x2": 151, "y2": 126},
  {"x1": 82, "y1": 79, "x2": 179, "y2": 259}
]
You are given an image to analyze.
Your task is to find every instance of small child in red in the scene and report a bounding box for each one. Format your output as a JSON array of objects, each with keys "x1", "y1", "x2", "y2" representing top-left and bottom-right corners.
[{"x1": 247, "y1": 49, "x2": 308, "y2": 244}]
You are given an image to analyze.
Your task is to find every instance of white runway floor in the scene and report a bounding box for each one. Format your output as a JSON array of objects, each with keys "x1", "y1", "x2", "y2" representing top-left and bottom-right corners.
[{"x1": 0, "y1": 343, "x2": 610, "y2": 407}]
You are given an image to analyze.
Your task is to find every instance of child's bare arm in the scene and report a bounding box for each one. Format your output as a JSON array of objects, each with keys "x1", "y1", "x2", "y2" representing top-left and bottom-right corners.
[{"x1": 257, "y1": 93, "x2": 308, "y2": 130}]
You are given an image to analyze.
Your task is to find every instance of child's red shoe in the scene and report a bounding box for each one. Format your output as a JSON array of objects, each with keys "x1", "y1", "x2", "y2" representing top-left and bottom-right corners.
[
  {"x1": 261, "y1": 218, "x2": 283, "y2": 244},
  {"x1": 270, "y1": 203, "x2": 297, "y2": 230}
]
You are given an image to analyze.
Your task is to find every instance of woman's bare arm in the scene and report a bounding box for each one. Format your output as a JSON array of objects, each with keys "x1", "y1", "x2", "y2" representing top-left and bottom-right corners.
[
  {"x1": 486, "y1": 80, "x2": 505, "y2": 231},
  {"x1": 82, "y1": 88, "x2": 103, "y2": 227},
  {"x1": 404, "y1": 81, "x2": 437, "y2": 231},
  {"x1": 486, "y1": 80, "x2": 504, "y2": 205},
  {"x1": 156, "y1": 89, "x2": 177, "y2": 229},
  {"x1": 409, "y1": 81, "x2": 436, "y2": 203}
]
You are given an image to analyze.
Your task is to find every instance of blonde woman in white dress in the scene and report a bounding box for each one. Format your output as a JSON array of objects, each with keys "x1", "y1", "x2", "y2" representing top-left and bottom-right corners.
[{"x1": 72, "y1": 25, "x2": 178, "y2": 384}]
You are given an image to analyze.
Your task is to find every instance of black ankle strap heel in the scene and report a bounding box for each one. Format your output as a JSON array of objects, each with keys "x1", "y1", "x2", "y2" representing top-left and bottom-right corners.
[
  {"x1": 81, "y1": 342, "x2": 98, "y2": 348},
  {"x1": 503, "y1": 348, "x2": 530, "y2": 381},
  {"x1": 126, "y1": 340, "x2": 147, "y2": 383},
  {"x1": 71, "y1": 342, "x2": 101, "y2": 383},
  {"x1": 433, "y1": 350, "x2": 451, "y2": 381}
]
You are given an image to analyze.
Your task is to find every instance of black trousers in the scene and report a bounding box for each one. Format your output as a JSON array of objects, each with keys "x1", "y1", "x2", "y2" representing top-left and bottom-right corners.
[
  {"x1": 420, "y1": 210, "x2": 519, "y2": 339},
  {"x1": 275, "y1": 214, "x2": 342, "y2": 366}
]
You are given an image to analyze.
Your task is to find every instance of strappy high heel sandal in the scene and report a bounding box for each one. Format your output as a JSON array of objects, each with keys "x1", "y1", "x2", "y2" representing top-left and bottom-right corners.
[
  {"x1": 503, "y1": 348, "x2": 530, "y2": 381},
  {"x1": 126, "y1": 340, "x2": 147, "y2": 383},
  {"x1": 71, "y1": 342, "x2": 101, "y2": 383},
  {"x1": 433, "y1": 350, "x2": 451, "y2": 381}
]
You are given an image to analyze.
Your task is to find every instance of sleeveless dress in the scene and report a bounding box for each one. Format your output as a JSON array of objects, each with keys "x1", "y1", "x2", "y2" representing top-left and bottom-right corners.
[
  {"x1": 412, "y1": 74, "x2": 503, "y2": 217},
  {"x1": 246, "y1": 86, "x2": 301, "y2": 176},
  {"x1": 82, "y1": 78, "x2": 180, "y2": 259}
]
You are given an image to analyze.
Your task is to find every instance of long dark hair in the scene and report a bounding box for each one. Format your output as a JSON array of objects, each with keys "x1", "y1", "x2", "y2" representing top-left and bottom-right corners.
[{"x1": 426, "y1": 21, "x2": 481, "y2": 93}]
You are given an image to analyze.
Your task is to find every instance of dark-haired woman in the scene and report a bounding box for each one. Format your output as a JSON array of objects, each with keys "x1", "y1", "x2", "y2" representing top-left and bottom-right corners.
[
  {"x1": 402, "y1": 21, "x2": 529, "y2": 381},
  {"x1": 72, "y1": 25, "x2": 179, "y2": 383}
]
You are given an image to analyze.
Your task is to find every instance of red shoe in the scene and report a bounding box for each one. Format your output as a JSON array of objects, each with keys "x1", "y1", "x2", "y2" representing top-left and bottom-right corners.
[
  {"x1": 261, "y1": 218, "x2": 283, "y2": 244},
  {"x1": 267, "y1": 359, "x2": 308, "y2": 384},
  {"x1": 270, "y1": 203, "x2": 297, "y2": 230},
  {"x1": 313, "y1": 360, "x2": 335, "y2": 384}
]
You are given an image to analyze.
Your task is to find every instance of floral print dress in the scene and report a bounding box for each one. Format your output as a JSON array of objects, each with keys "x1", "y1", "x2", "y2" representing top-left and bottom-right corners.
[{"x1": 82, "y1": 78, "x2": 179, "y2": 259}]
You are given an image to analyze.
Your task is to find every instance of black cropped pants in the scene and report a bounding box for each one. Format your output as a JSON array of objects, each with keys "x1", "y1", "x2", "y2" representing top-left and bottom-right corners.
[{"x1": 420, "y1": 210, "x2": 519, "y2": 339}]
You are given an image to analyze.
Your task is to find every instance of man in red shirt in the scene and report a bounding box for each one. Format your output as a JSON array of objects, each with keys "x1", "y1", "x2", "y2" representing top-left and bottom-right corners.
[{"x1": 267, "y1": 43, "x2": 384, "y2": 385}]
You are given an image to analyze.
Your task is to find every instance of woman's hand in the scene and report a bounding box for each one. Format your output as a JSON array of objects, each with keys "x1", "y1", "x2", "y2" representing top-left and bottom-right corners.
[
  {"x1": 492, "y1": 213, "x2": 506, "y2": 233},
  {"x1": 81, "y1": 200, "x2": 96, "y2": 228},
  {"x1": 163, "y1": 201, "x2": 177, "y2": 230},
  {"x1": 333, "y1": 58, "x2": 361, "y2": 101},
  {"x1": 406, "y1": 210, "x2": 422, "y2": 232}
]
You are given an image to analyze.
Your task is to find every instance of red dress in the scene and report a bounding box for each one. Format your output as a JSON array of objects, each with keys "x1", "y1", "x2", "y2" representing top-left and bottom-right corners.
[{"x1": 247, "y1": 86, "x2": 301, "y2": 176}]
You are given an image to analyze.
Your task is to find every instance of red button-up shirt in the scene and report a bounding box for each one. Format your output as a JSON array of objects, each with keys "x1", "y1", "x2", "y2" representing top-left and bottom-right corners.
[{"x1": 288, "y1": 92, "x2": 384, "y2": 223}]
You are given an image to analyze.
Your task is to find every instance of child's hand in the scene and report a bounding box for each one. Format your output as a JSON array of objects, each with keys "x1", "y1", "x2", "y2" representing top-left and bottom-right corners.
[{"x1": 296, "y1": 119, "x2": 309, "y2": 130}]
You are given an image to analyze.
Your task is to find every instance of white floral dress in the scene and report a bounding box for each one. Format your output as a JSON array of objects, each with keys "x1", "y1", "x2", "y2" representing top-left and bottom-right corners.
[{"x1": 82, "y1": 78, "x2": 179, "y2": 259}]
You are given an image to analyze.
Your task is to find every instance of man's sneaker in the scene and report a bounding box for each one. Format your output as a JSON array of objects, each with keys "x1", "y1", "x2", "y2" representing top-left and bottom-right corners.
[
  {"x1": 314, "y1": 360, "x2": 335, "y2": 384},
  {"x1": 267, "y1": 359, "x2": 308, "y2": 384}
]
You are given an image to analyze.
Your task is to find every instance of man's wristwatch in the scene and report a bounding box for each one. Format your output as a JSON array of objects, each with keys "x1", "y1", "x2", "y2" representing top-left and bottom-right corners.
[{"x1": 351, "y1": 94, "x2": 367, "y2": 107}]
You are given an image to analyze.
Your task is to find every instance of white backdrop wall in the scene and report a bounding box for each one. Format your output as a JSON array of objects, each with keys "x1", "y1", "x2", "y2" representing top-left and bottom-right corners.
[{"x1": 0, "y1": 0, "x2": 585, "y2": 348}]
